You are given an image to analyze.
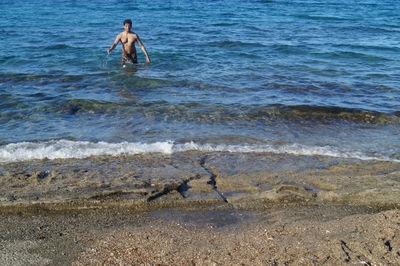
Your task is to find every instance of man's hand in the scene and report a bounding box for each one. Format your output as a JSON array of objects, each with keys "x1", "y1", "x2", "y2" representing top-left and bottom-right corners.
[
  {"x1": 107, "y1": 48, "x2": 113, "y2": 54},
  {"x1": 146, "y1": 57, "x2": 151, "y2": 63}
]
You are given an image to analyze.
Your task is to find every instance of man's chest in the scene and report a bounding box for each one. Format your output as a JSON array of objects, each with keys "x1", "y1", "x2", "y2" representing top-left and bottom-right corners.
[{"x1": 122, "y1": 33, "x2": 136, "y2": 43}]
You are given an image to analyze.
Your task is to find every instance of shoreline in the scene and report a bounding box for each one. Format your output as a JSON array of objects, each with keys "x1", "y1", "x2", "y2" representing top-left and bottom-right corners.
[{"x1": 1, "y1": 151, "x2": 400, "y2": 213}]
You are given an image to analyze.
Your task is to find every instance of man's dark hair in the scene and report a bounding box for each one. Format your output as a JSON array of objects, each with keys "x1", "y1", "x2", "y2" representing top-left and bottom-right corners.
[{"x1": 123, "y1": 19, "x2": 132, "y2": 26}]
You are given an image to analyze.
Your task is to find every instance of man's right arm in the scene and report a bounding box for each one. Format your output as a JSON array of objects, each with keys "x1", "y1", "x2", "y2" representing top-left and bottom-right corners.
[{"x1": 108, "y1": 34, "x2": 121, "y2": 54}]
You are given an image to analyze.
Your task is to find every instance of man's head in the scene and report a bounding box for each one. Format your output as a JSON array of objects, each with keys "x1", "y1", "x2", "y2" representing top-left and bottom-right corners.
[{"x1": 123, "y1": 19, "x2": 132, "y2": 31}]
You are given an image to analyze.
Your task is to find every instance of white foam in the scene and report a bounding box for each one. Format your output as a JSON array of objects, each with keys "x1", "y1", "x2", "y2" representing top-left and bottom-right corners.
[
  {"x1": 0, "y1": 139, "x2": 397, "y2": 163},
  {"x1": 174, "y1": 142, "x2": 396, "y2": 161},
  {"x1": 0, "y1": 140, "x2": 174, "y2": 163}
]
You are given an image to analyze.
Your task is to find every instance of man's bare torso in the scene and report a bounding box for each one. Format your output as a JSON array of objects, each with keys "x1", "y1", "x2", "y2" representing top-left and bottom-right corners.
[
  {"x1": 119, "y1": 31, "x2": 138, "y2": 64},
  {"x1": 120, "y1": 32, "x2": 138, "y2": 55}
]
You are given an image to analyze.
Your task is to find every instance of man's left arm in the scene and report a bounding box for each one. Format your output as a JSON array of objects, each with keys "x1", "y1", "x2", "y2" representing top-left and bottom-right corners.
[{"x1": 136, "y1": 35, "x2": 151, "y2": 63}]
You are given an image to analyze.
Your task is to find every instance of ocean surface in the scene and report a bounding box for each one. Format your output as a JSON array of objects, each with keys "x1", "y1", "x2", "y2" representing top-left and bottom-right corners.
[{"x1": 0, "y1": 0, "x2": 399, "y2": 163}]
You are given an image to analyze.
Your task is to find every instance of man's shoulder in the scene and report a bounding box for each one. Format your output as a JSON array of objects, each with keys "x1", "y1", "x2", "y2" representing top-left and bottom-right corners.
[{"x1": 129, "y1": 32, "x2": 138, "y2": 37}]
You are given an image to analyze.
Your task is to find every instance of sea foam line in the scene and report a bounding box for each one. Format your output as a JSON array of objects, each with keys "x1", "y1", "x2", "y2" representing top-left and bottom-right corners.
[{"x1": 0, "y1": 139, "x2": 397, "y2": 163}]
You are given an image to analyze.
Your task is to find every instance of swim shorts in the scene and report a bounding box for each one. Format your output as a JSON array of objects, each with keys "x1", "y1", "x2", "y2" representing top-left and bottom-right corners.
[{"x1": 121, "y1": 53, "x2": 138, "y2": 64}]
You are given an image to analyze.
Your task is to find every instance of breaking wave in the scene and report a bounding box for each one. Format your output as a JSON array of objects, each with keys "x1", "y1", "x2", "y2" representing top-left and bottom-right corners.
[{"x1": 0, "y1": 139, "x2": 398, "y2": 163}]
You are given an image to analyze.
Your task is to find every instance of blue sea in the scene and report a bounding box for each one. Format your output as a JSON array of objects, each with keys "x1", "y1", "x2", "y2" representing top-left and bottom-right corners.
[{"x1": 0, "y1": 0, "x2": 399, "y2": 163}]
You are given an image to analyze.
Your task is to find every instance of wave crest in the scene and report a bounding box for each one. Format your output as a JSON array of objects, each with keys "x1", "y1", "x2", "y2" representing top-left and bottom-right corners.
[{"x1": 0, "y1": 140, "x2": 397, "y2": 163}]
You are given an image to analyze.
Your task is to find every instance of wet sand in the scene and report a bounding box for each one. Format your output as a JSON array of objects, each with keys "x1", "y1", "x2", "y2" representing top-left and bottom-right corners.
[
  {"x1": 0, "y1": 152, "x2": 400, "y2": 264},
  {"x1": 1, "y1": 151, "x2": 400, "y2": 211}
]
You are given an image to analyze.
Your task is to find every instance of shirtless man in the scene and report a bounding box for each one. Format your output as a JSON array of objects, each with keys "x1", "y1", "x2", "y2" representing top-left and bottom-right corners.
[{"x1": 108, "y1": 19, "x2": 151, "y2": 64}]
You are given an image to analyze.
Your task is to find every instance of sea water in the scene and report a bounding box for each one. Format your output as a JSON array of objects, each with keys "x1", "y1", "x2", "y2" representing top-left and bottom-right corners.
[{"x1": 0, "y1": 0, "x2": 399, "y2": 163}]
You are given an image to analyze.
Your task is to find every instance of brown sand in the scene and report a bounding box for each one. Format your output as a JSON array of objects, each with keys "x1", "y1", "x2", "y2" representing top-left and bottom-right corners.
[
  {"x1": 73, "y1": 207, "x2": 400, "y2": 265},
  {"x1": 0, "y1": 152, "x2": 399, "y2": 265},
  {"x1": 0, "y1": 205, "x2": 399, "y2": 265}
]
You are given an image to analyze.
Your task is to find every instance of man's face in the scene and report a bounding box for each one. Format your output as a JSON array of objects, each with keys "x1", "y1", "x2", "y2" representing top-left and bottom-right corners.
[{"x1": 124, "y1": 23, "x2": 131, "y2": 32}]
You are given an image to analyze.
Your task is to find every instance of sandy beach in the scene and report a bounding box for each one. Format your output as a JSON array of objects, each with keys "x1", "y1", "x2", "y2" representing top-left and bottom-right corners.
[
  {"x1": 0, "y1": 206, "x2": 399, "y2": 265},
  {"x1": 0, "y1": 152, "x2": 399, "y2": 265}
]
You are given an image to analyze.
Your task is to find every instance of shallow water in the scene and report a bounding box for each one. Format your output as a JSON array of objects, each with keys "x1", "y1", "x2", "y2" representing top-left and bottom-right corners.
[{"x1": 0, "y1": 0, "x2": 399, "y2": 162}]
